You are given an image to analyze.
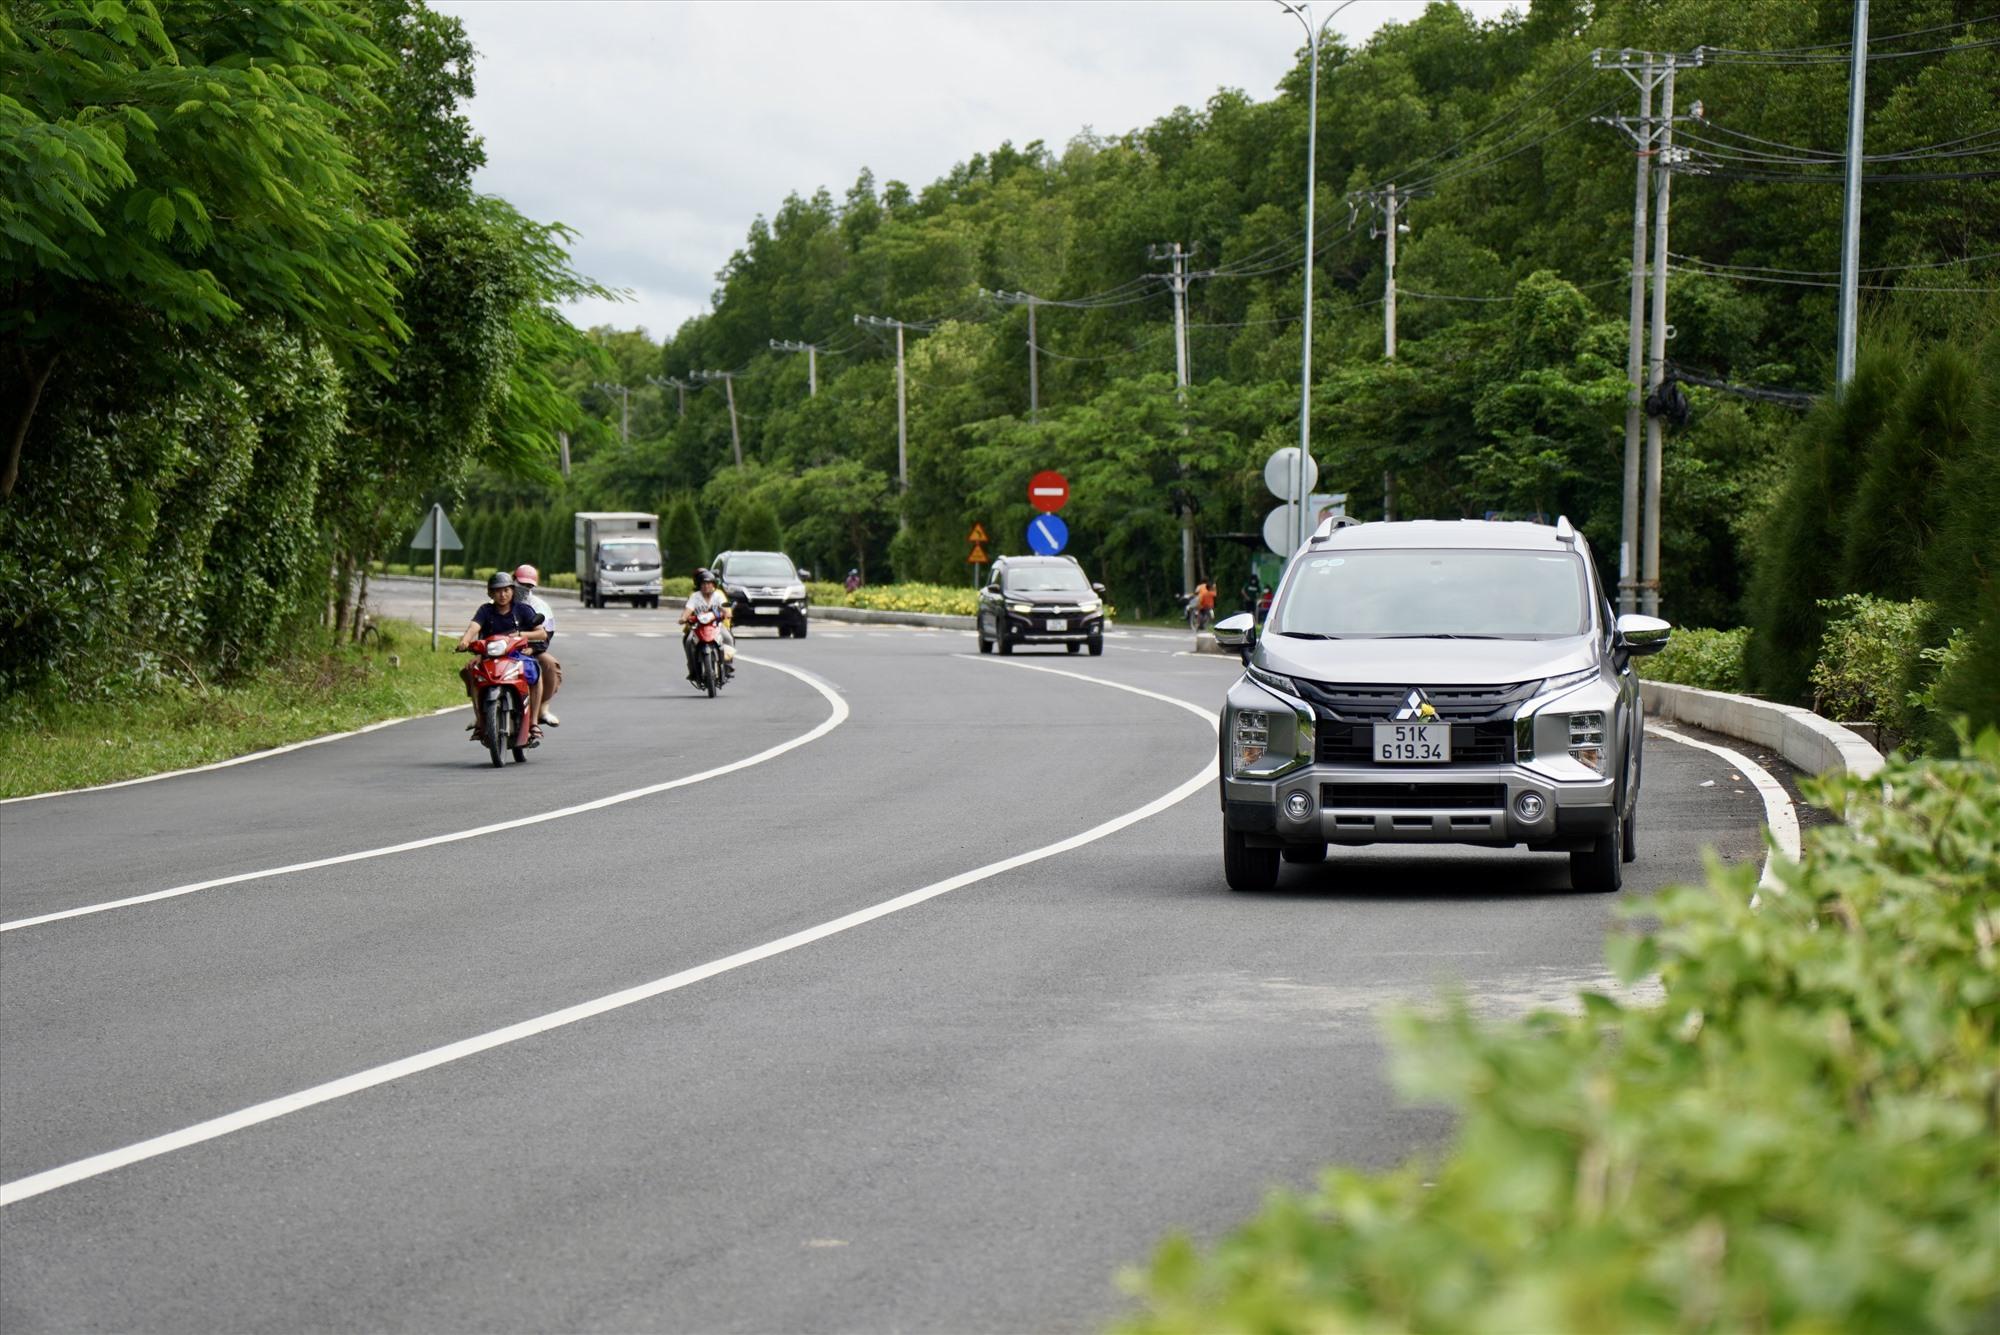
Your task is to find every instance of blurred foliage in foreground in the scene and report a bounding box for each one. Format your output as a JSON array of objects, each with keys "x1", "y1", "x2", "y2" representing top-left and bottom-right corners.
[{"x1": 1120, "y1": 731, "x2": 2000, "y2": 1334}]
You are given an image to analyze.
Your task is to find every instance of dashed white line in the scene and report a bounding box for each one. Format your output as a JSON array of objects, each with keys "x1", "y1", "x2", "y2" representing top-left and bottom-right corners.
[
  {"x1": 0, "y1": 660, "x2": 1215, "y2": 1206},
  {"x1": 1, "y1": 656, "x2": 848, "y2": 934}
]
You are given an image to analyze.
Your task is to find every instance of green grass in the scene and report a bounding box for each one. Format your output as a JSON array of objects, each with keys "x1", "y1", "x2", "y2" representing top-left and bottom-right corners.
[{"x1": 0, "y1": 620, "x2": 467, "y2": 799}]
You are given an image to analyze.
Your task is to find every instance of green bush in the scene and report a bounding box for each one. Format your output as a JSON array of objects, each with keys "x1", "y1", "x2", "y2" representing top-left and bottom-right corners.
[
  {"x1": 1809, "y1": 595, "x2": 1934, "y2": 745},
  {"x1": 1635, "y1": 627, "x2": 1748, "y2": 692},
  {"x1": 1121, "y1": 734, "x2": 2000, "y2": 1335}
]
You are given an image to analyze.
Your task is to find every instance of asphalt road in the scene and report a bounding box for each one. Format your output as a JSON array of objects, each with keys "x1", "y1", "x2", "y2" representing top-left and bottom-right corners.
[{"x1": 0, "y1": 589, "x2": 1782, "y2": 1331}]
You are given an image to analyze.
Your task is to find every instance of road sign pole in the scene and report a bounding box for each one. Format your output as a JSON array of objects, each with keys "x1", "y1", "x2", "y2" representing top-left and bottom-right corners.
[{"x1": 431, "y1": 502, "x2": 442, "y2": 651}]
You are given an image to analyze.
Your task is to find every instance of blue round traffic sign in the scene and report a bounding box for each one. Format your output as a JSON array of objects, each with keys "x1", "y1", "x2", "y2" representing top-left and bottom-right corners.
[{"x1": 1026, "y1": 512, "x2": 1068, "y2": 555}]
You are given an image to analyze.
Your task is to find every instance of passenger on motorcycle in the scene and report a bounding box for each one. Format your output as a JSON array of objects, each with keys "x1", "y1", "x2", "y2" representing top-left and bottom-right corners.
[
  {"x1": 511, "y1": 563, "x2": 561, "y2": 728},
  {"x1": 680, "y1": 567, "x2": 734, "y2": 683},
  {"x1": 456, "y1": 571, "x2": 549, "y2": 744}
]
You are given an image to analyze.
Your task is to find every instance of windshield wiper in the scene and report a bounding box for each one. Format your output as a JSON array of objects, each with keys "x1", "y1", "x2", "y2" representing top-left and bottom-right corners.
[{"x1": 1273, "y1": 631, "x2": 1341, "y2": 639}]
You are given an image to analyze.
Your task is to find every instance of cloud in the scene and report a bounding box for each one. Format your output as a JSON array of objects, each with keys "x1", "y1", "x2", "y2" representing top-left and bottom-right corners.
[{"x1": 436, "y1": 0, "x2": 1516, "y2": 340}]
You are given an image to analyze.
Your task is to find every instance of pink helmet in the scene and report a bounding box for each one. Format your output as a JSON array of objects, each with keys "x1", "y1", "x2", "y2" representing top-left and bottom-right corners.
[{"x1": 512, "y1": 563, "x2": 540, "y2": 588}]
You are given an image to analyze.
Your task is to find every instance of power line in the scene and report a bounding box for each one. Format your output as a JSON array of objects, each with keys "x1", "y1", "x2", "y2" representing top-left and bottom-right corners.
[
  {"x1": 1697, "y1": 9, "x2": 2000, "y2": 58},
  {"x1": 1672, "y1": 249, "x2": 2000, "y2": 276}
]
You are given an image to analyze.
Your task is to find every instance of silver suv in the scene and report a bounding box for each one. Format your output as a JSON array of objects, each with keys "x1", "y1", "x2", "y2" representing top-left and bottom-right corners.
[{"x1": 1214, "y1": 517, "x2": 1670, "y2": 894}]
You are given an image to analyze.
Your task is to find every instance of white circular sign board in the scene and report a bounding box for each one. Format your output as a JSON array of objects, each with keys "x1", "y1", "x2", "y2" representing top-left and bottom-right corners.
[
  {"x1": 1263, "y1": 446, "x2": 1319, "y2": 501},
  {"x1": 1263, "y1": 503, "x2": 1304, "y2": 555}
]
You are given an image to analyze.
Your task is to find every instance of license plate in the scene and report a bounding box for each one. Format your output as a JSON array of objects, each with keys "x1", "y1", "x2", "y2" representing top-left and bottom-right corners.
[
  {"x1": 1045, "y1": 618, "x2": 1067, "y2": 631},
  {"x1": 754, "y1": 604, "x2": 778, "y2": 615},
  {"x1": 1374, "y1": 722, "x2": 1451, "y2": 763}
]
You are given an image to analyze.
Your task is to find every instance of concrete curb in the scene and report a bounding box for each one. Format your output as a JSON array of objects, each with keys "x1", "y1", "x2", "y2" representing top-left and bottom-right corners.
[{"x1": 1640, "y1": 680, "x2": 1885, "y2": 781}]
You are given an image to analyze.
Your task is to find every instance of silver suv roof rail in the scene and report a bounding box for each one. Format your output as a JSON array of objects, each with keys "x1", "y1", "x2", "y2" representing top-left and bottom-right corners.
[{"x1": 1310, "y1": 514, "x2": 1361, "y2": 543}]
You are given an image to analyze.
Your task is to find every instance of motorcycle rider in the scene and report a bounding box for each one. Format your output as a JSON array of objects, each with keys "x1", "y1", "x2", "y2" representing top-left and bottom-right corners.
[
  {"x1": 456, "y1": 571, "x2": 548, "y2": 746},
  {"x1": 511, "y1": 563, "x2": 561, "y2": 728},
  {"x1": 680, "y1": 567, "x2": 734, "y2": 684}
]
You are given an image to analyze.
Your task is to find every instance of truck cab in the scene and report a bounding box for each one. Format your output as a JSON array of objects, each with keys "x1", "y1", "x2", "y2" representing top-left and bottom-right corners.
[{"x1": 574, "y1": 511, "x2": 663, "y2": 608}]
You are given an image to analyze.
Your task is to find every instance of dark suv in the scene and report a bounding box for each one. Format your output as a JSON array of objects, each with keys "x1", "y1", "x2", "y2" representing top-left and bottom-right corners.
[
  {"x1": 977, "y1": 555, "x2": 1106, "y2": 656},
  {"x1": 711, "y1": 550, "x2": 810, "y2": 638}
]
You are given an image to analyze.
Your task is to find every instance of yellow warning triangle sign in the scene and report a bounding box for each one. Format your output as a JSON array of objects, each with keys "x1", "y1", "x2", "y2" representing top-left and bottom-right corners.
[
  {"x1": 967, "y1": 523, "x2": 989, "y2": 544},
  {"x1": 967, "y1": 543, "x2": 989, "y2": 564}
]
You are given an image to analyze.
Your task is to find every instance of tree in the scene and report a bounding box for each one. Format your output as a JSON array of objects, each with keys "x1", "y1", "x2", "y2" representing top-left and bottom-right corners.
[
  {"x1": 1, "y1": 0, "x2": 410, "y2": 498},
  {"x1": 661, "y1": 496, "x2": 708, "y2": 573}
]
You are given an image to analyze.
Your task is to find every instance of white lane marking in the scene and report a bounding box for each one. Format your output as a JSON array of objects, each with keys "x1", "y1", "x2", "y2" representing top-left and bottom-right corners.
[
  {"x1": 587, "y1": 632, "x2": 615, "y2": 638},
  {"x1": 635, "y1": 633, "x2": 663, "y2": 639},
  {"x1": 0, "y1": 663, "x2": 1215, "y2": 1206},
  {"x1": 1, "y1": 657, "x2": 846, "y2": 934},
  {"x1": 1645, "y1": 723, "x2": 1800, "y2": 885},
  {"x1": 0, "y1": 708, "x2": 464, "y2": 807}
]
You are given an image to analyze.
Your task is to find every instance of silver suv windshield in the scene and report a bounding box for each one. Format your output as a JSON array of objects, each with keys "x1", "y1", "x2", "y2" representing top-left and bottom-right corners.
[{"x1": 1274, "y1": 548, "x2": 1590, "y2": 639}]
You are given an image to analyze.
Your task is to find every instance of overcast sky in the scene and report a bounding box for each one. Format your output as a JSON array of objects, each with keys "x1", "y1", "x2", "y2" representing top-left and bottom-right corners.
[{"x1": 436, "y1": 0, "x2": 1517, "y2": 342}]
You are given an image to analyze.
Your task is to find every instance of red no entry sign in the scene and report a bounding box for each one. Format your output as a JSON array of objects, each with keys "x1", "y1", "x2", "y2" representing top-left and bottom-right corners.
[{"x1": 1028, "y1": 470, "x2": 1069, "y2": 512}]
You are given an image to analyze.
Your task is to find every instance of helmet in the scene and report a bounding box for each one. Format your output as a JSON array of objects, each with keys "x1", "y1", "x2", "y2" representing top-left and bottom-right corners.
[
  {"x1": 512, "y1": 563, "x2": 540, "y2": 588},
  {"x1": 847, "y1": 568, "x2": 858, "y2": 577},
  {"x1": 695, "y1": 567, "x2": 716, "y2": 584},
  {"x1": 486, "y1": 571, "x2": 515, "y2": 594}
]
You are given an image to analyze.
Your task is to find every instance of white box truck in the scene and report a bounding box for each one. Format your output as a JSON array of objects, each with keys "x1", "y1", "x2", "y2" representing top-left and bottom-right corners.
[{"x1": 574, "y1": 512, "x2": 663, "y2": 608}]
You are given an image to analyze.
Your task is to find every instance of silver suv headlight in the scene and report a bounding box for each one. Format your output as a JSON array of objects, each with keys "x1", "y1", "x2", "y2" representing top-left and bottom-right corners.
[{"x1": 1226, "y1": 672, "x2": 1315, "y2": 779}]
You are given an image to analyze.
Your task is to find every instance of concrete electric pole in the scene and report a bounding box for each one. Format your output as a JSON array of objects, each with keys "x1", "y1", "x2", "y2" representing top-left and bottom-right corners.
[
  {"x1": 1594, "y1": 46, "x2": 1703, "y2": 618},
  {"x1": 985, "y1": 291, "x2": 1044, "y2": 421},
  {"x1": 1837, "y1": 0, "x2": 1870, "y2": 390},
  {"x1": 768, "y1": 339, "x2": 822, "y2": 397},
  {"x1": 1148, "y1": 244, "x2": 1200, "y2": 595},
  {"x1": 691, "y1": 370, "x2": 742, "y2": 468},
  {"x1": 854, "y1": 314, "x2": 921, "y2": 503},
  {"x1": 647, "y1": 374, "x2": 690, "y2": 419}
]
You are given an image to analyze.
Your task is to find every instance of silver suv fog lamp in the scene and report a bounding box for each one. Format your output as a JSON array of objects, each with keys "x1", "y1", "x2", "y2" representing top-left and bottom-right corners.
[
  {"x1": 1515, "y1": 791, "x2": 1546, "y2": 821},
  {"x1": 1233, "y1": 710, "x2": 1270, "y2": 772},
  {"x1": 1568, "y1": 712, "x2": 1607, "y2": 773},
  {"x1": 1284, "y1": 790, "x2": 1313, "y2": 820}
]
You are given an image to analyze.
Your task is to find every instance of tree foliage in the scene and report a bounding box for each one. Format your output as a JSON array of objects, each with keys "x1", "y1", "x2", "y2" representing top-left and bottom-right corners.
[{"x1": 0, "y1": 0, "x2": 600, "y2": 695}]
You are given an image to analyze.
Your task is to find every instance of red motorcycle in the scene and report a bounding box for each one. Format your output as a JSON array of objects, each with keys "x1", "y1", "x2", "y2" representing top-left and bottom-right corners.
[
  {"x1": 465, "y1": 633, "x2": 540, "y2": 766},
  {"x1": 686, "y1": 608, "x2": 727, "y2": 698}
]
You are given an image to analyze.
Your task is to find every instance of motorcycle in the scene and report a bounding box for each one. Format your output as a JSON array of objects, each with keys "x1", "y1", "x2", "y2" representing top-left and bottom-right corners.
[
  {"x1": 686, "y1": 608, "x2": 728, "y2": 698},
  {"x1": 465, "y1": 632, "x2": 540, "y2": 767}
]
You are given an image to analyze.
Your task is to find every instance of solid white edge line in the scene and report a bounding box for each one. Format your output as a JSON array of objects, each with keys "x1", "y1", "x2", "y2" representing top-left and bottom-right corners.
[
  {"x1": 0, "y1": 660, "x2": 1217, "y2": 1207},
  {"x1": 0, "y1": 708, "x2": 464, "y2": 807},
  {"x1": 1645, "y1": 722, "x2": 1801, "y2": 886},
  {"x1": 0, "y1": 656, "x2": 846, "y2": 934}
]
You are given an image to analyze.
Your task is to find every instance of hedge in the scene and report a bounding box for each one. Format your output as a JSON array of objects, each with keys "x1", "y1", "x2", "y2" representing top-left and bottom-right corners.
[{"x1": 1122, "y1": 732, "x2": 2000, "y2": 1334}]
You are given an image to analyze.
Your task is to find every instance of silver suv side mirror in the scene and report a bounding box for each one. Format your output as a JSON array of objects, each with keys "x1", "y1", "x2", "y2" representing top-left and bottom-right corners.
[
  {"x1": 1213, "y1": 612, "x2": 1257, "y2": 650},
  {"x1": 1615, "y1": 614, "x2": 1672, "y2": 656}
]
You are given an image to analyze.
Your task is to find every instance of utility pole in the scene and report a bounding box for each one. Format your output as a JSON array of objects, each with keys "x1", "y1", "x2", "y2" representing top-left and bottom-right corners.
[
  {"x1": 648, "y1": 374, "x2": 690, "y2": 418},
  {"x1": 985, "y1": 291, "x2": 1044, "y2": 420},
  {"x1": 691, "y1": 370, "x2": 742, "y2": 468},
  {"x1": 1353, "y1": 186, "x2": 1418, "y2": 519},
  {"x1": 768, "y1": 339, "x2": 821, "y2": 396},
  {"x1": 1594, "y1": 46, "x2": 1702, "y2": 618},
  {"x1": 591, "y1": 381, "x2": 629, "y2": 445},
  {"x1": 854, "y1": 314, "x2": 920, "y2": 507},
  {"x1": 1837, "y1": 0, "x2": 1870, "y2": 389},
  {"x1": 1149, "y1": 244, "x2": 1200, "y2": 595}
]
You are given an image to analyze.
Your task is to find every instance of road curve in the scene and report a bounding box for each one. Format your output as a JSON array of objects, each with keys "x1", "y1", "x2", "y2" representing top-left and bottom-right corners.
[{"x1": 0, "y1": 593, "x2": 1782, "y2": 1331}]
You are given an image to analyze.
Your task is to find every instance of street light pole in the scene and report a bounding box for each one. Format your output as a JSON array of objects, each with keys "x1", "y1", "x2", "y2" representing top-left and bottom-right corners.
[{"x1": 1277, "y1": 0, "x2": 1363, "y2": 553}]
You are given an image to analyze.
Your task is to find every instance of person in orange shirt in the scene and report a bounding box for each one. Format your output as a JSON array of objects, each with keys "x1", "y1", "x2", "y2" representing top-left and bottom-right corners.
[{"x1": 1192, "y1": 578, "x2": 1216, "y2": 632}]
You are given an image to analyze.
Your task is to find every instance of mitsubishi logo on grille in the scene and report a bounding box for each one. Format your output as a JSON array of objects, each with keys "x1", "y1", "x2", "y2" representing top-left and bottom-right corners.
[{"x1": 1394, "y1": 687, "x2": 1439, "y2": 721}]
